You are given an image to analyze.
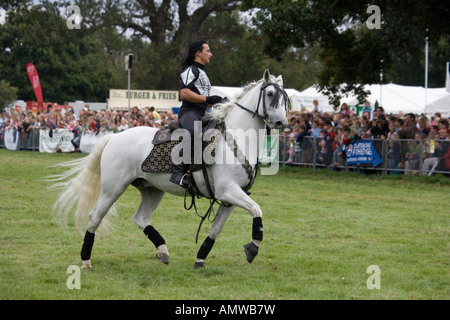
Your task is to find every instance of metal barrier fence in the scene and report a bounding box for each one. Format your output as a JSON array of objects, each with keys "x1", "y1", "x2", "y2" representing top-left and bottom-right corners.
[
  {"x1": 278, "y1": 135, "x2": 450, "y2": 176},
  {"x1": 0, "y1": 128, "x2": 40, "y2": 151},
  {"x1": 1, "y1": 128, "x2": 449, "y2": 176}
]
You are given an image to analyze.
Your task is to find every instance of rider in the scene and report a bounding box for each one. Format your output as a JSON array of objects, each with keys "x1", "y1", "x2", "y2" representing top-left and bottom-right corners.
[{"x1": 170, "y1": 40, "x2": 222, "y2": 187}]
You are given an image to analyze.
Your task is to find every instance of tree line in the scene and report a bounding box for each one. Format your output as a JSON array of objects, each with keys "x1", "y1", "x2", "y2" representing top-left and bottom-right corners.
[{"x1": 1, "y1": 0, "x2": 449, "y2": 111}]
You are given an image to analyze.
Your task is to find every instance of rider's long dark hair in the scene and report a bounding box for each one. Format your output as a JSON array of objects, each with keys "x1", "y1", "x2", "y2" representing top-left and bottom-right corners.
[{"x1": 181, "y1": 40, "x2": 207, "y2": 70}]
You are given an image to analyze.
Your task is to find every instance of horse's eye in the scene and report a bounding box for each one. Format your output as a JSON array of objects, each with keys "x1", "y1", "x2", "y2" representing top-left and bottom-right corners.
[{"x1": 267, "y1": 91, "x2": 274, "y2": 97}]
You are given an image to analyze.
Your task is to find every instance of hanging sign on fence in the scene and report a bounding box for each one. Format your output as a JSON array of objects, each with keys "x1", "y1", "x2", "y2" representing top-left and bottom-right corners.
[
  {"x1": 79, "y1": 131, "x2": 113, "y2": 153},
  {"x1": 39, "y1": 129, "x2": 74, "y2": 153},
  {"x1": 346, "y1": 141, "x2": 382, "y2": 168}
]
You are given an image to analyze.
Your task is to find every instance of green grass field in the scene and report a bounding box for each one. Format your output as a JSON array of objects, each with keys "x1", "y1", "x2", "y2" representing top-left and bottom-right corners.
[{"x1": 0, "y1": 149, "x2": 449, "y2": 300}]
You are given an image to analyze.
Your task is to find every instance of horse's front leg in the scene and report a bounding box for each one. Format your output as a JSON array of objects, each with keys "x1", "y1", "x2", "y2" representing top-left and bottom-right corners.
[
  {"x1": 194, "y1": 204, "x2": 235, "y2": 268},
  {"x1": 244, "y1": 216, "x2": 262, "y2": 263},
  {"x1": 214, "y1": 186, "x2": 263, "y2": 264}
]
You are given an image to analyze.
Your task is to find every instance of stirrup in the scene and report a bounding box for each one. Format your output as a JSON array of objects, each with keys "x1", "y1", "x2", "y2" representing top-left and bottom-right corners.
[{"x1": 177, "y1": 173, "x2": 189, "y2": 188}]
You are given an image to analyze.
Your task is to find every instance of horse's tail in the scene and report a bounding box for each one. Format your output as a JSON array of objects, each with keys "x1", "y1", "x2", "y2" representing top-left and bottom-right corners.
[{"x1": 48, "y1": 134, "x2": 115, "y2": 235}]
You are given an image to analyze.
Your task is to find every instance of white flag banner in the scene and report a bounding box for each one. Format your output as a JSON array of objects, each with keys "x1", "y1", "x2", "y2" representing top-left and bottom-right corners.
[{"x1": 4, "y1": 128, "x2": 19, "y2": 150}]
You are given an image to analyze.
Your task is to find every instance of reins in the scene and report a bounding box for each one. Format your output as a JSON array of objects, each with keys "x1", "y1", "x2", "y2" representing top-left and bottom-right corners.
[
  {"x1": 184, "y1": 186, "x2": 219, "y2": 244},
  {"x1": 184, "y1": 166, "x2": 226, "y2": 244}
]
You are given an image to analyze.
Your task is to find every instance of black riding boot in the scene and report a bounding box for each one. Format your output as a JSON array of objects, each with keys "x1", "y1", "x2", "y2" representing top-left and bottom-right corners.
[{"x1": 170, "y1": 163, "x2": 190, "y2": 188}]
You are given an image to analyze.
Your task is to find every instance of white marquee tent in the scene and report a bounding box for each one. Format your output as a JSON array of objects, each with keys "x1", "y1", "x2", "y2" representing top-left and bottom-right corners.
[
  {"x1": 424, "y1": 94, "x2": 450, "y2": 117},
  {"x1": 291, "y1": 86, "x2": 333, "y2": 113},
  {"x1": 297, "y1": 83, "x2": 449, "y2": 115},
  {"x1": 210, "y1": 86, "x2": 243, "y2": 101}
]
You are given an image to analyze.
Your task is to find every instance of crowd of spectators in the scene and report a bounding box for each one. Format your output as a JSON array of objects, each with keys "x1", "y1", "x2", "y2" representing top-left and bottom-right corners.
[
  {"x1": 279, "y1": 100, "x2": 450, "y2": 175},
  {"x1": 0, "y1": 103, "x2": 178, "y2": 152},
  {"x1": 1, "y1": 100, "x2": 449, "y2": 175}
]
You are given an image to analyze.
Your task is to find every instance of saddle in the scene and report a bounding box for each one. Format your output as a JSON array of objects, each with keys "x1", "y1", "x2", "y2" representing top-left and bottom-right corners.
[
  {"x1": 141, "y1": 118, "x2": 224, "y2": 174},
  {"x1": 141, "y1": 116, "x2": 257, "y2": 201}
]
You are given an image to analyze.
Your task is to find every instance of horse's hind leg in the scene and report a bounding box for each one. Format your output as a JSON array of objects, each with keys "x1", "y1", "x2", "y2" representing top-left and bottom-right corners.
[
  {"x1": 194, "y1": 204, "x2": 235, "y2": 268},
  {"x1": 131, "y1": 182, "x2": 168, "y2": 264},
  {"x1": 81, "y1": 185, "x2": 127, "y2": 269}
]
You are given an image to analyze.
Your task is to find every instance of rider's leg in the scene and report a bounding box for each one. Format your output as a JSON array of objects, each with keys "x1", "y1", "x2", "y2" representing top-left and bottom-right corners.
[{"x1": 170, "y1": 111, "x2": 201, "y2": 187}]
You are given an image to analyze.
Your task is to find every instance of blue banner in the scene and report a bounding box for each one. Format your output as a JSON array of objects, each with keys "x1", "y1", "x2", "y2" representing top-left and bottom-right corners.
[{"x1": 346, "y1": 141, "x2": 382, "y2": 168}]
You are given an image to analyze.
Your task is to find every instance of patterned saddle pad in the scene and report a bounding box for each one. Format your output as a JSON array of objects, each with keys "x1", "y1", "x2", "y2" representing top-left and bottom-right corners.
[
  {"x1": 141, "y1": 138, "x2": 180, "y2": 173},
  {"x1": 141, "y1": 120, "x2": 224, "y2": 173}
]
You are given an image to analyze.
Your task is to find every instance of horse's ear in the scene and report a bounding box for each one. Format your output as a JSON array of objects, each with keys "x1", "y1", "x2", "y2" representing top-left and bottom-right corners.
[
  {"x1": 263, "y1": 69, "x2": 271, "y2": 83},
  {"x1": 276, "y1": 75, "x2": 284, "y2": 87}
]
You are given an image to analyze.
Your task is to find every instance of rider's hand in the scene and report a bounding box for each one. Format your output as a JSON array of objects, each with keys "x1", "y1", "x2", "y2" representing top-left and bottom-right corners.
[{"x1": 205, "y1": 95, "x2": 222, "y2": 105}]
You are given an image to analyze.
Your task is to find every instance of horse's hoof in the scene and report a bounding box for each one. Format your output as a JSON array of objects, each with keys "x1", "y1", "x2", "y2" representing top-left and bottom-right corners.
[
  {"x1": 193, "y1": 261, "x2": 205, "y2": 269},
  {"x1": 81, "y1": 260, "x2": 92, "y2": 269},
  {"x1": 244, "y1": 242, "x2": 259, "y2": 263},
  {"x1": 156, "y1": 252, "x2": 169, "y2": 264}
]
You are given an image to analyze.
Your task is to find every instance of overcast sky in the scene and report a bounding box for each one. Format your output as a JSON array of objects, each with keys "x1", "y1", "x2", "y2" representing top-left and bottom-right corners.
[{"x1": 0, "y1": 9, "x2": 6, "y2": 24}]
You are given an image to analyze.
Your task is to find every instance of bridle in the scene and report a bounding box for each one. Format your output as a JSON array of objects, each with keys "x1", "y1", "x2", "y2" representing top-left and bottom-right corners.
[
  {"x1": 188, "y1": 82, "x2": 290, "y2": 242},
  {"x1": 234, "y1": 82, "x2": 290, "y2": 125}
]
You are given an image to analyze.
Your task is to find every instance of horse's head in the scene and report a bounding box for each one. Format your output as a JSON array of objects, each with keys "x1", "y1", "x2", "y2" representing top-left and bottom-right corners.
[{"x1": 258, "y1": 69, "x2": 289, "y2": 130}]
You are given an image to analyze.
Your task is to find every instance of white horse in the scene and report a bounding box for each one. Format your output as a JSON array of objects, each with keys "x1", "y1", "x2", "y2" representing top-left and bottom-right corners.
[{"x1": 51, "y1": 70, "x2": 289, "y2": 269}]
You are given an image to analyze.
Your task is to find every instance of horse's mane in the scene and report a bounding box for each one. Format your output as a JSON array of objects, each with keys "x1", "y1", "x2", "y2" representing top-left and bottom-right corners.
[
  {"x1": 235, "y1": 79, "x2": 264, "y2": 102},
  {"x1": 208, "y1": 102, "x2": 235, "y2": 121},
  {"x1": 235, "y1": 74, "x2": 281, "y2": 101},
  {"x1": 208, "y1": 80, "x2": 264, "y2": 121},
  {"x1": 208, "y1": 74, "x2": 281, "y2": 121}
]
